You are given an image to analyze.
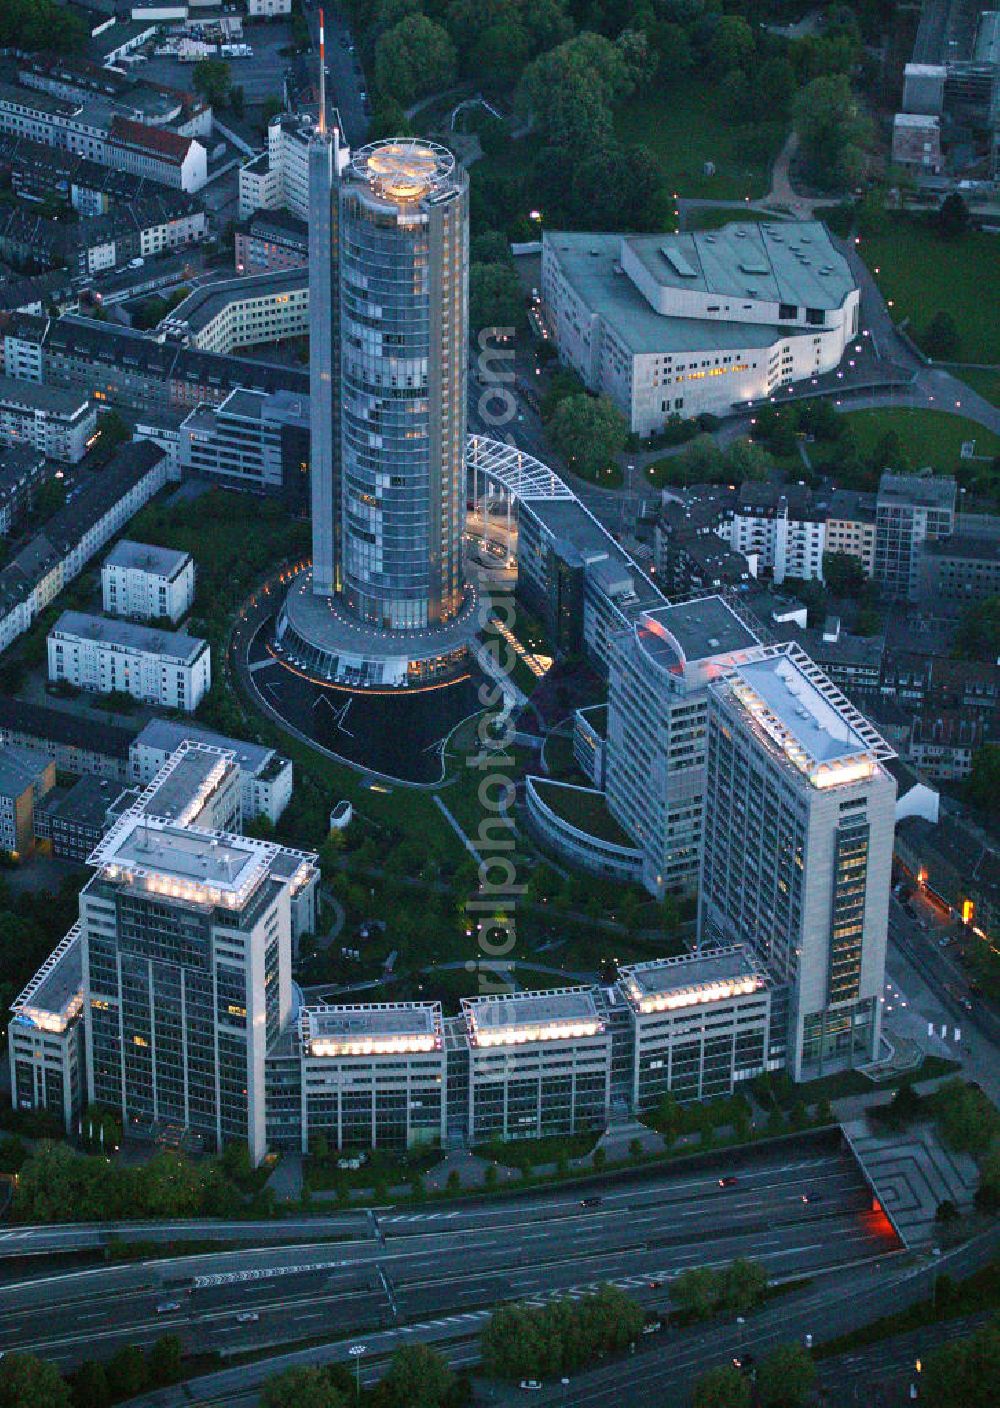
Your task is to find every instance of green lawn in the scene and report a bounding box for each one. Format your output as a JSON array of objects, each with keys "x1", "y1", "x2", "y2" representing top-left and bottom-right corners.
[
  {"x1": 858, "y1": 217, "x2": 1000, "y2": 362},
  {"x1": 615, "y1": 83, "x2": 785, "y2": 202},
  {"x1": 530, "y1": 778, "x2": 635, "y2": 848},
  {"x1": 839, "y1": 407, "x2": 1000, "y2": 475},
  {"x1": 684, "y1": 206, "x2": 786, "y2": 232},
  {"x1": 958, "y1": 367, "x2": 1000, "y2": 408}
]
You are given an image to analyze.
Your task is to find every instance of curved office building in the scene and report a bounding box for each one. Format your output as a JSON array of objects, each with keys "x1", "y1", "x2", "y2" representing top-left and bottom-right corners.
[{"x1": 275, "y1": 135, "x2": 474, "y2": 689}]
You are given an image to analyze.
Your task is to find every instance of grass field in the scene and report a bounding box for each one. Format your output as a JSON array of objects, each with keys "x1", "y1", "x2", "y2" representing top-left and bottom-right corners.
[
  {"x1": 684, "y1": 206, "x2": 786, "y2": 232},
  {"x1": 858, "y1": 217, "x2": 1000, "y2": 363},
  {"x1": 958, "y1": 367, "x2": 1000, "y2": 408},
  {"x1": 615, "y1": 83, "x2": 785, "y2": 202},
  {"x1": 839, "y1": 407, "x2": 1000, "y2": 474}
]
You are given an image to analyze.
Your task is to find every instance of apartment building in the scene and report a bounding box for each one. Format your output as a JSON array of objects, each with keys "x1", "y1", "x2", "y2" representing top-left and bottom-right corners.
[
  {"x1": 47, "y1": 610, "x2": 211, "y2": 712},
  {"x1": 0, "y1": 374, "x2": 96, "y2": 464},
  {"x1": 102, "y1": 538, "x2": 195, "y2": 623},
  {"x1": 0, "y1": 445, "x2": 48, "y2": 536},
  {"x1": 874, "y1": 472, "x2": 957, "y2": 601},
  {"x1": 720, "y1": 483, "x2": 825, "y2": 584},
  {"x1": 235, "y1": 208, "x2": 308, "y2": 276},
  {"x1": 238, "y1": 115, "x2": 313, "y2": 221},
  {"x1": 130, "y1": 718, "x2": 293, "y2": 824},
  {"x1": 0, "y1": 744, "x2": 55, "y2": 857}
]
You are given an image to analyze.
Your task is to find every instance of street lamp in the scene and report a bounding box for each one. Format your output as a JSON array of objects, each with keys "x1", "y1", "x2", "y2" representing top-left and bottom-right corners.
[{"x1": 349, "y1": 1344, "x2": 366, "y2": 1403}]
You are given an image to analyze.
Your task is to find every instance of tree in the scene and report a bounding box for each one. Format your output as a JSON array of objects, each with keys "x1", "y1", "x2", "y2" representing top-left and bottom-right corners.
[
  {"x1": 518, "y1": 34, "x2": 633, "y2": 150},
  {"x1": 147, "y1": 1335, "x2": 182, "y2": 1386},
  {"x1": 916, "y1": 1320, "x2": 1000, "y2": 1408},
  {"x1": 921, "y1": 310, "x2": 960, "y2": 359},
  {"x1": 693, "y1": 1364, "x2": 752, "y2": 1408},
  {"x1": 793, "y1": 74, "x2": 871, "y2": 191},
  {"x1": 547, "y1": 394, "x2": 628, "y2": 480},
  {"x1": 469, "y1": 262, "x2": 524, "y2": 335},
  {"x1": 823, "y1": 550, "x2": 867, "y2": 596},
  {"x1": 937, "y1": 192, "x2": 970, "y2": 238},
  {"x1": 260, "y1": 1366, "x2": 348, "y2": 1408},
  {"x1": 0, "y1": 1133, "x2": 26, "y2": 1173},
  {"x1": 105, "y1": 1346, "x2": 147, "y2": 1400},
  {"x1": 378, "y1": 1343, "x2": 456, "y2": 1407},
  {"x1": 0, "y1": 1353, "x2": 70, "y2": 1408},
  {"x1": 367, "y1": 98, "x2": 413, "y2": 141},
  {"x1": 374, "y1": 16, "x2": 457, "y2": 107},
  {"x1": 720, "y1": 1258, "x2": 768, "y2": 1315},
  {"x1": 71, "y1": 1360, "x2": 110, "y2": 1408},
  {"x1": 192, "y1": 58, "x2": 232, "y2": 109},
  {"x1": 261, "y1": 97, "x2": 284, "y2": 127},
  {"x1": 709, "y1": 16, "x2": 756, "y2": 77},
  {"x1": 671, "y1": 1266, "x2": 721, "y2": 1320},
  {"x1": 229, "y1": 84, "x2": 245, "y2": 119},
  {"x1": 756, "y1": 1343, "x2": 817, "y2": 1408}
]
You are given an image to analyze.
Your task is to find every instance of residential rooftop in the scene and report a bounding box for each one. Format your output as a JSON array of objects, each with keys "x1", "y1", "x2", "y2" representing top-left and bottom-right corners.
[
  {"x1": 136, "y1": 742, "x2": 235, "y2": 827},
  {"x1": 104, "y1": 538, "x2": 192, "y2": 580},
  {"x1": 50, "y1": 610, "x2": 208, "y2": 665},
  {"x1": 162, "y1": 269, "x2": 305, "y2": 336},
  {"x1": 619, "y1": 946, "x2": 766, "y2": 1014},
  {"x1": 134, "y1": 718, "x2": 281, "y2": 777},
  {"x1": 0, "y1": 372, "x2": 91, "y2": 415},
  {"x1": 10, "y1": 923, "x2": 83, "y2": 1031},
  {"x1": 0, "y1": 743, "x2": 51, "y2": 796},
  {"x1": 877, "y1": 472, "x2": 957, "y2": 510}
]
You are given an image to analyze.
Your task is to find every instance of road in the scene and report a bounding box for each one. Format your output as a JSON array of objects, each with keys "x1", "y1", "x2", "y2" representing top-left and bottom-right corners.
[{"x1": 0, "y1": 1142, "x2": 895, "y2": 1388}]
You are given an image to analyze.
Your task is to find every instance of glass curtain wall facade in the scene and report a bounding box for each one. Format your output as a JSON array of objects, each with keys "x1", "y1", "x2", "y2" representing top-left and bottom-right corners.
[{"x1": 312, "y1": 139, "x2": 468, "y2": 629}]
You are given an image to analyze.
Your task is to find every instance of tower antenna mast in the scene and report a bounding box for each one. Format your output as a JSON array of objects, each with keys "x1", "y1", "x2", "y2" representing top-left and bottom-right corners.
[{"x1": 318, "y1": 7, "x2": 327, "y2": 135}]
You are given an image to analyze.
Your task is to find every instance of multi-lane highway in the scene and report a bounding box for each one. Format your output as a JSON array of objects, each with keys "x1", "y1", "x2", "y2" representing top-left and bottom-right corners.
[{"x1": 0, "y1": 1141, "x2": 897, "y2": 1400}]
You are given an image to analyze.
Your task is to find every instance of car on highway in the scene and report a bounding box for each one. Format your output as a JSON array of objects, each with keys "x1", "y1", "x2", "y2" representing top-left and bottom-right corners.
[
  {"x1": 236, "y1": 1311, "x2": 259, "y2": 1323},
  {"x1": 156, "y1": 1301, "x2": 181, "y2": 1314},
  {"x1": 718, "y1": 1176, "x2": 738, "y2": 1188},
  {"x1": 732, "y1": 1352, "x2": 756, "y2": 1374},
  {"x1": 519, "y1": 1380, "x2": 542, "y2": 1391},
  {"x1": 580, "y1": 1196, "x2": 603, "y2": 1208}
]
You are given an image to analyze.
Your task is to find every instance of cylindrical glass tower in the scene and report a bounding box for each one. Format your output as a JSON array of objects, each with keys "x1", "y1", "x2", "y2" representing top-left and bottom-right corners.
[{"x1": 337, "y1": 140, "x2": 468, "y2": 630}]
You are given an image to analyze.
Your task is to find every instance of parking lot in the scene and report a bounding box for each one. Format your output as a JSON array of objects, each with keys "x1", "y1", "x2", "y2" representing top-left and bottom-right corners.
[{"x1": 141, "y1": 21, "x2": 294, "y2": 106}]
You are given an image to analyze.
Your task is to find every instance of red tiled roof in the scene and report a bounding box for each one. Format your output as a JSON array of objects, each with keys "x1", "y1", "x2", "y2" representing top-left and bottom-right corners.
[{"x1": 108, "y1": 116, "x2": 192, "y2": 164}]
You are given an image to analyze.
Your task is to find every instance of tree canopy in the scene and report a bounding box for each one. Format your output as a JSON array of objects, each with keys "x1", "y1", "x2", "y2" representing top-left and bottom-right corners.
[
  {"x1": 793, "y1": 73, "x2": 871, "y2": 191},
  {"x1": 547, "y1": 394, "x2": 628, "y2": 480},
  {"x1": 0, "y1": 1353, "x2": 71, "y2": 1408},
  {"x1": 374, "y1": 15, "x2": 457, "y2": 107}
]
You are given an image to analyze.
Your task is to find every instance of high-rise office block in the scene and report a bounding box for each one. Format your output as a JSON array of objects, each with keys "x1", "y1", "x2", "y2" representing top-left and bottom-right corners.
[
  {"x1": 605, "y1": 596, "x2": 763, "y2": 897},
  {"x1": 81, "y1": 786, "x2": 318, "y2": 1163},
  {"x1": 699, "y1": 645, "x2": 896, "y2": 1079}
]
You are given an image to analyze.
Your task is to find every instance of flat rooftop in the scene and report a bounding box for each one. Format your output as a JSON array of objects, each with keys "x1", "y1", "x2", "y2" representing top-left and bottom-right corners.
[
  {"x1": 12, "y1": 924, "x2": 83, "y2": 1031},
  {"x1": 134, "y1": 718, "x2": 276, "y2": 775},
  {"x1": 728, "y1": 649, "x2": 881, "y2": 782},
  {"x1": 629, "y1": 220, "x2": 855, "y2": 310},
  {"x1": 877, "y1": 473, "x2": 957, "y2": 510},
  {"x1": 620, "y1": 946, "x2": 765, "y2": 1014},
  {"x1": 546, "y1": 231, "x2": 787, "y2": 356},
  {"x1": 138, "y1": 743, "x2": 233, "y2": 827},
  {"x1": 51, "y1": 610, "x2": 207, "y2": 666},
  {"x1": 463, "y1": 988, "x2": 604, "y2": 1046},
  {"x1": 0, "y1": 372, "x2": 89, "y2": 415},
  {"x1": 95, "y1": 814, "x2": 271, "y2": 909},
  {"x1": 104, "y1": 538, "x2": 191, "y2": 579},
  {"x1": 0, "y1": 743, "x2": 51, "y2": 796},
  {"x1": 302, "y1": 1002, "x2": 442, "y2": 1057},
  {"x1": 640, "y1": 596, "x2": 758, "y2": 670}
]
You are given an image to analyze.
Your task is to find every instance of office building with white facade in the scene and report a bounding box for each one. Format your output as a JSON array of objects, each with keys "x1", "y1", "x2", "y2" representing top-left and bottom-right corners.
[
  {"x1": 700, "y1": 645, "x2": 896, "y2": 1079},
  {"x1": 874, "y1": 472, "x2": 957, "y2": 601},
  {"x1": 159, "y1": 270, "x2": 308, "y2": 354},
  {"x1": 8, "y1": 925, "x2": 85, "y2": 1133},
  {"x1": 541, "y1": 221, "x2": 859, "y2": 434},
  {"x1": 0, "y1": 374, "x2": 96, "y2": 464},
  {"x1": 606, "y1": 596, "x2": 764, "y2": 897},
  {"x1": 298, "y1": 1002, "x2": 447, "y2": 1153},
  {"x1": 81, "y1": 807, "x2": 316, "y2": 1163},
  {"x1": 102, "y1": 539, "x2": 195, "y2": 623},
  {"x1": 620, "y1": 947, "x2": 774, "y2": 1109},
  {"x1": 179, "y1": 387, "x2": 310, "y2": 502},
  {"x1": 48, "y1": 610, "x2": 211, "y2": 712},
  {"x1": 238, "y1": 115, "x2": 313, "y2": 221},
  {"x1": 461, "y1": 989, "x2": 612, "y2": 1142}
]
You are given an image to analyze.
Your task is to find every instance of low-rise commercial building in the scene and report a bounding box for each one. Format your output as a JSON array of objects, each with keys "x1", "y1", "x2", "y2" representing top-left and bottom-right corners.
[
  {"x1": 620, "y1": 947, "x2": 774, "y2": 1108},
  {"x1": 461, "y1": 989, "x2": 612, "y2": 1142},
  {"x1": 102, "y1": 538, "x2": 195, "y2": 623},
  {"x1": 47, "y1": 610, "x2": 211, "y2": 712},
  {"x1": 299, "y1": 1002, "x2": 447, "y2": 1153},
  {"x1": 179, "y1": 386, "x2": 310, "y2": 504},
  {"x1": 542, "y1": 221, "x2": 859, "y2": 434},
  {"x1": 33, "y1": 773, "x2": 128, "y2": 860},
  {"x1": 0, "y1": 374, "x2": 97, "y2": 463}
]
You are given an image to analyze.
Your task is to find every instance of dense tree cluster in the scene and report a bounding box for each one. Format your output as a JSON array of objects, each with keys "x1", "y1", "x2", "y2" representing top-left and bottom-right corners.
[
  {"x1": 481, "y1": 1285, "x2": 645, "y2": 1379},
  {"x1": 671, "y1": 1258, "x2": 768, "y2": 1321},
  {"x1": 694, "y1": 1343, "x2": 815, "y2": 1408},
  {"x1": 920, "y1": 1320, "x2": 1000, "y2": 1408},
  {"x1": 13, "y1": 1142, "x2": 267, "y2": 1223},
  {"x1": 0, "y1": 0, "x2": 87, "y2": 54}
]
